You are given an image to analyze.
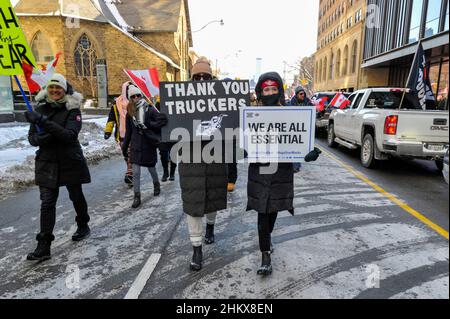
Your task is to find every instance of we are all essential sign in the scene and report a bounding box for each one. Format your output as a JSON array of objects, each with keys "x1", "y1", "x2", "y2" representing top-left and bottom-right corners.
[
  {"x1": 160, "y1": 80, "x2": 250, "y2": 142},
  {"x1": 241, "y1": 106, "x2": 316, "y2": 163},
  {"x1": 0, "y1": 0, "x2": 36, "y2": 75}
]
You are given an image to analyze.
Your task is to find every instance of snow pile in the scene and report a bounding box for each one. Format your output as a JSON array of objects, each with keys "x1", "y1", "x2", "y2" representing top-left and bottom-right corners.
[{"x1": 0, "y1": 117, "x2": 120, "y2": 200}]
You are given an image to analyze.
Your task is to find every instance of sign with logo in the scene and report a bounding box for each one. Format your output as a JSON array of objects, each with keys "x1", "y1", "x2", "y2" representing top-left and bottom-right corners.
[
  {"x1": 160, "y1": 80, "x2": 250, "y2": 142},
  {"x1": 0, "y1": 0, "x2": 36, "y2": 75},
  {"x1": 240, "y1": 106, "x2": 316, "y2": 163}
]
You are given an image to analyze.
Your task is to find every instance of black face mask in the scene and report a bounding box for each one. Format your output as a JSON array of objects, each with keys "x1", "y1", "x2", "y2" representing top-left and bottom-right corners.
[{"x1": 261, "y1": 93, "x2": 281, "y2": 106}]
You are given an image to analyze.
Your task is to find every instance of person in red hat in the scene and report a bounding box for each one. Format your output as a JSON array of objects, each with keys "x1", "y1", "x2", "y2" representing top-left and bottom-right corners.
[{"x1": 247, "y1": 72, "x2": 321, "y2": 277}]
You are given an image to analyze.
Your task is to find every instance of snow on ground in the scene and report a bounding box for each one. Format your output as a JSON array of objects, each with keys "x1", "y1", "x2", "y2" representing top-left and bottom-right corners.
[{"x1": 0, "y1": 117, "x2": 120, "y2": 200}]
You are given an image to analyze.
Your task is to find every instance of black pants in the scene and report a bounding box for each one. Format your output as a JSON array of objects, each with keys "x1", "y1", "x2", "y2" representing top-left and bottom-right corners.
[
  {"x1": 227, "y1": 163, "x2": 238, "y2": 184},
  {"x1": 160, "y1": 149, "x2": 177, "y2": 174},
  {"x1": 257, "y1": 213, "x2": 278, "y2": 252},
  {"x1": 39, "y1": 185, "x2": 90, "y2": 236}
]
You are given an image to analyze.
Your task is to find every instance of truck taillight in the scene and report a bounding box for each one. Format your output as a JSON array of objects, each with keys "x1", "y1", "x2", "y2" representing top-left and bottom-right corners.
[{"x1": 384, "y1": 116, "x2": 398, "y2": 135}]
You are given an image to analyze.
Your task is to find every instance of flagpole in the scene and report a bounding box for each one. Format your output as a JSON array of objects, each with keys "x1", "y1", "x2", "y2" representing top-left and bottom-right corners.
[
  {"x1": 399, "y1": 41, "x2": 421, "y2": 110},
  {"x1": 13, "y1": 75, "x2": 41, "y2": 132},
  {"x1": 123, "y1": 69, "x2": 160, "y2": 113}
]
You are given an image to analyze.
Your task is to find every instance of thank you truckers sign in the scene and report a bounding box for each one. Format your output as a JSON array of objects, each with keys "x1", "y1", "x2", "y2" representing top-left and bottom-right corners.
[
  {"x1": 0, "y1": 0, "x2": 36, "y2": 75},
  {"x1": 160, "y1": 80, "x2": 250, "y2": 142}
]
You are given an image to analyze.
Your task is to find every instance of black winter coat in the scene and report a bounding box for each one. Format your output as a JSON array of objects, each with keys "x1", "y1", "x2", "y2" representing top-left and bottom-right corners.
[
  {"x1": 178, "y1": 141, "x2": 228, "y2": 217},
  {"x1": 247, "y1": 72, "x2": 294, "y2": 215},
  {"x1": 28, "y1": 91, "x2": 91, "y2": 188},
  {"x1": 122, "y1": 104, "x2": 166, "y2": 168}
]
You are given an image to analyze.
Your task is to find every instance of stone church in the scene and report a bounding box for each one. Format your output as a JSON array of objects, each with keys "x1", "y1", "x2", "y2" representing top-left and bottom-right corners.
[{"x1": 13, "y1": 0, "x2": 193, "y2": 101}]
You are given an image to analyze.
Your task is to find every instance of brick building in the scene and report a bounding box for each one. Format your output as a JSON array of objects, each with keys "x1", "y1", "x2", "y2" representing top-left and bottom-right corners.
[{"x1": 13, "y1": 0, "x2": 193, "y2": 101}]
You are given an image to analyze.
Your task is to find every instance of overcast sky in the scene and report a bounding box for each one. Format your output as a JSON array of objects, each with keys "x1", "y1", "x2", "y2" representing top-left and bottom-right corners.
[
  {"x1": 11, "y1": 0, "x2": 320, "y2": 82},
  {"x1": 189, "y1": 0, "x2": 320, "y2": 82}
]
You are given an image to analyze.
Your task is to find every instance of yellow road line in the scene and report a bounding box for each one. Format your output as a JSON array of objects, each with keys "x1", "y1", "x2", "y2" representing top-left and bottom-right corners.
[{"x1": 319, "y1": 147, "x2": 449, "y2": 240}]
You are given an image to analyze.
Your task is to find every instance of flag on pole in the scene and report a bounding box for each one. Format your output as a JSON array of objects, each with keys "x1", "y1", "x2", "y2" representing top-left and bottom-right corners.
[
  {"x1": 22, "y1": 52, "x2": 62, "y2": 93},
  {"x1": 405, "y1": 42, "x2": 436, "y2": 110},
  {"x1": 311, "y1": 96, "x2": 328, "y2": 112},
  {"x1": 123, "y1": 68, "x2": 160, "y2": 99},
  {"x1": 329, "y1": 92, "x2": 351, "y2": 109}
]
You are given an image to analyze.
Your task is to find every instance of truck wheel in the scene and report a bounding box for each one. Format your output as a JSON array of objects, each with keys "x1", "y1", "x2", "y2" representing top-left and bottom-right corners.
[
  {"x1": 327, "y1": 124, "x2": 338, "y2": 148},
  {"x1": 435, "y1": 159, "x2": 444, "y2": 171},
  {"x1": 361, "y1": 134, "x2": 378, "y2": 169}
]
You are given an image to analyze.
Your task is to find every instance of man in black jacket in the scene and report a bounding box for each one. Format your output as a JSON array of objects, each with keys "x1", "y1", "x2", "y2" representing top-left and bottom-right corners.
[{"x1": 24, "y1": 74, "x2": 91, "y2": 262}]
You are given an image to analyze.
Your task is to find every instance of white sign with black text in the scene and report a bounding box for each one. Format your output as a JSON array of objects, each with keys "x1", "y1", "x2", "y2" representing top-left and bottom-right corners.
[{"x1": 240, "y1": 106, "x2": 316, "y2": 163}]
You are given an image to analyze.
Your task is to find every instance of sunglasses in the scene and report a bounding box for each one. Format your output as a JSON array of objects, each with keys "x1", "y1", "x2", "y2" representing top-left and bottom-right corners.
[
  {"x1": 193, "y1": 73, "x2": 213, "y2": 81},
  {"x1": 130, "y1": 94, "x2": 142, "y2": 99}
]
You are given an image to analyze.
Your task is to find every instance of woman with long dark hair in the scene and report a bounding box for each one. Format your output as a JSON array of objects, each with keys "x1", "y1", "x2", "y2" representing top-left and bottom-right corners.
[{"x1": 121, "y1": 86, "x2": 168, "y2": 208}]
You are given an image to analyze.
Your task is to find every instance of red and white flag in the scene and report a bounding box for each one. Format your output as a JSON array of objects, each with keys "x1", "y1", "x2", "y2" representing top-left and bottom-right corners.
[
  {"x1": 22, "y1": 52, "x2": 62, "y2": 94},
  {"x1": 123, "y1": 68, "x2": 160, "y2": 99},
  {"x1": 329, "y1": 92, "x2": 351, "y2": 109},
  {"x1": 312, "y1": 96, "x2": 328, "y2": 112}
]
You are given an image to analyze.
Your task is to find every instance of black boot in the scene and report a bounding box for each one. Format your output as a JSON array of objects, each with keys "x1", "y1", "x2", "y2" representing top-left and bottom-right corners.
[
  {"x1": 204, "y1": 224, "x2": 215, "y2": 245},
  {"x1": 161, "y1": 170, "x2": 169, "y2": 182},
  {"x1": 169, "y1": 162, "x2": 177, "y2": 181},
  {"x1": 190, "y1": 245, "x2": 203, "y2": 271},
  {"x1": 132, "y1": 192, "x2": 141, "y2": 208},
  {"x1": 257, "y1": 252, "x2": 272, "y2": 276},
  {"x1": 154, "y1": 182, "x2": 161, "y2": 196},
  {"x1": 27, "y1": 233, "x2": 54, "y2": 262},
  {"x1": 72, "y1": 225, "x2": 91, "y2": 242}
]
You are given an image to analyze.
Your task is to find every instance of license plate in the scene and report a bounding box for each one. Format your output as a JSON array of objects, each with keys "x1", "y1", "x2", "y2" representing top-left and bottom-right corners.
[{"x1": 425, "y1": 144, "x2": 445, "y2": 152}]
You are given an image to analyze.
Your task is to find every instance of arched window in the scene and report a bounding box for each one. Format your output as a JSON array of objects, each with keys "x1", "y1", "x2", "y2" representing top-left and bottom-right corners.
[
  {"x1": 351, "y1": 40, "x2": 358, "y2": 74},
  {"x1": 31, "y1": 31, "x2": 53, "y2": 63},
  {"x1": 323, "y1": 57, "x2": 327, "y2": 81},
  {"x1": 74, "y1": 34, "x2": 97, "y2": 77},
  {"x1": 343, "y1": 45, "x2": 349, "y2": 76},
  {"x1": 329, "y1": 53, "x2": 334, "y2": 80},
  {"x1": 336, "y1": 49, "x2": 341, "y2": 77}
]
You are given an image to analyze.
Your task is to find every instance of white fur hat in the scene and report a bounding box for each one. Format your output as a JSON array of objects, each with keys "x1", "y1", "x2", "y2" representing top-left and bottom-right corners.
[{"x1": 47, "y1": 73, "x2": 67, "y2": 91}]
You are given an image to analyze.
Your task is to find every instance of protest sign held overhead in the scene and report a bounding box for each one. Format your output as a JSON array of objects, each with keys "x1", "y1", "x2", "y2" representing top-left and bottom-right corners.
[
  {"x1": 241, "y1": 106, "x2": 316, "y2": 163},
  {"x1": 0, "y1": 0, "x2": 36, "y2": 75},
  {"x1": 160, "y1": 80, "x2": 250, "y2": 142}
]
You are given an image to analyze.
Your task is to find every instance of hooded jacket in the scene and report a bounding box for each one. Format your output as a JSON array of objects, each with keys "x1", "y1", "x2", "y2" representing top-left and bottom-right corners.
[
  {"x1": 28, "y1": 90, "x2": 91, "y2": 188},
  {"x1": 290, "y1": 87, "x2": 312, "y2": 106},
  {"x1": 105, "y1": 82, "x2": 131, "y2": 141},
  {"x1": 247, "y1": 72, "x2": 294, "y2": 215}
]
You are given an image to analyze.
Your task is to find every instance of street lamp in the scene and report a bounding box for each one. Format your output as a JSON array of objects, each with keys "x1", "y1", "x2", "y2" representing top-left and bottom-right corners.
[{"x1": 192, "y1": 19, "x2": 224, "y2": 33}]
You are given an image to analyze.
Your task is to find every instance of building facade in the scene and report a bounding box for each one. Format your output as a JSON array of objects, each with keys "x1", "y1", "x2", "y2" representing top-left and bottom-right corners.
[
  {"x1": 362, "y1": 0, "x2": 449, "y2": 110},
  {"x1": 12, "y1": 0, "x2": 192, "y2": 102},
  {"x1": 314, "y1": 0, "x2": 387, "y2": 92}
]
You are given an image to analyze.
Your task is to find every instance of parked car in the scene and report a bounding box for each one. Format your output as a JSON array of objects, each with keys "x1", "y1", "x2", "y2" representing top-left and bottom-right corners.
[
  {"x1": 328, "y1": 88, "x2": 449, "y2": 169},
  {"x1": 312, "y1": 92, "x2": 351, "y2": 134},
  {"x1": 443, "y1": 150, "x2": 449, "y2": 184}
]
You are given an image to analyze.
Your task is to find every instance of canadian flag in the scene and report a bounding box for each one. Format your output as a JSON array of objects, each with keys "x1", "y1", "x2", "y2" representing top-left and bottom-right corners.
[
  {"x1": 329, "y1": 92, "x2": 351, "y2": 109},
  {"x1": 123, "y1": 68, "x2": 160, "y2": 99},
  {"x1": 22, "y1": 52, "x2": 62, "y2": 94},
  {"x1": 312, "y1": 96, "x2": 328, "y2": 112}
]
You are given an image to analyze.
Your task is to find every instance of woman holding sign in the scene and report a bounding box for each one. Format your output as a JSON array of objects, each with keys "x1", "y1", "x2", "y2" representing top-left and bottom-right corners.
[
  {"x1": 247, "y1": 72, "x2": 321, "y2": 276},
  {"x1": 24, "y1": 74, "x2": 91, "y2": 261},
  {"x1": 178, "y1": 57, "x2": 229, "y2": 272}
]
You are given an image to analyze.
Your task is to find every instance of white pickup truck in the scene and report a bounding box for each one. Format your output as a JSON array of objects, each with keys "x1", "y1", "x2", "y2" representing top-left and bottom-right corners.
[{"x1": 327, "y1": 88, "x2": 449, "y2": 169}]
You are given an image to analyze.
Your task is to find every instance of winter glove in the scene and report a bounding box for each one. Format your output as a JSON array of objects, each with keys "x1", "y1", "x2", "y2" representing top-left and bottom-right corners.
[
  {"x1": 104, "y1": 132, "x2": 112, "y2": 140},
  {"x1": 305, "y1": 147, "x2": 322, "y2": 162},
  {"x1": 25, "y1": 111, "x2": 47, "y2": 125}
]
